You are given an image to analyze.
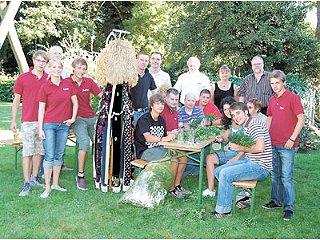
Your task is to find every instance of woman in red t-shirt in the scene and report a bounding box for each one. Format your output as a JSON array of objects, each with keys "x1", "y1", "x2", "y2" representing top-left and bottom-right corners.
[{"x1": 38, "y1": 59, "x2": 78, "y2": 198}]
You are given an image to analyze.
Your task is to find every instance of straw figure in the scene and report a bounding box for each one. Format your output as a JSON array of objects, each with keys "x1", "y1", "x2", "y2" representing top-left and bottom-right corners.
[{"x1": 94, "y1": 37, "x2": 137, "y2": 193}]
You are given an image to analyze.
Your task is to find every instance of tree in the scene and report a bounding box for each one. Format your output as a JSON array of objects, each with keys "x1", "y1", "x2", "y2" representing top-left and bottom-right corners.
[
  {"x1": 168, "y1": 1, "x2": 320, "y2": 77},
  {"x1": 317, "y1": 1, "x2": 320, "y2": 39}
]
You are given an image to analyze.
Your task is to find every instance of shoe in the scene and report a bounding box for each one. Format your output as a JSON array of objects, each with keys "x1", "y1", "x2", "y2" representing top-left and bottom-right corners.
[
  {"x1": 40, "y1": 190, "x2": 50, "y2": 199},
  {"x1": 19, "y1": 182, "x2": 31, "y2": 197},
  {"x1": 62, "y1": 166, "x2": 74, "y2": 171},
  {"x1": 51, "y1": 185, "x2": 67, "y2": 192},
  {"x1": 262, "y1": 200, "x2": 282, "y2": 209},
  {"x1": 202, "y1": 188, "x2": 216, "y2": 197},
  {"x1": 283, "y1": 210, "x2": 293, "y2": 221},
  {"x1": 236, "y1": 196, "x2": 251, "y2": 209},
  {"x1": 210, "y1": 211, "x2": 232, "y2": 218},
  {"x1": 169, "y1": 189, "x2": 185, "y2": 199},
  {"x1": 30, "y1": 175, "x2": 45, "y2": 188},
  {"x1": 175, "y1": 185, "x2": 192, "y2": 195},
  {"x1": 76, "y1": 176, "x2": 87, "y2": 191}
]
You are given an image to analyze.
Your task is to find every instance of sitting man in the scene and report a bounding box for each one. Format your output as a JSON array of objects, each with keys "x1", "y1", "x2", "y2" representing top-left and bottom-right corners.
[
  {"x1": 195, "y1": 89, "x2": 222, "y2": 125},
  {"x1": 160, "y1": 88, "x2": 179, "y2": 134},
  {"x1": 134, "y1": 94, "x2": 190, "y2": 198},
  {"x1": 210, "y1": 102, "x2": 272, "y2": 218},
  {"x1": 178, "y1": 93, "x2": 204, "y2": 127}
]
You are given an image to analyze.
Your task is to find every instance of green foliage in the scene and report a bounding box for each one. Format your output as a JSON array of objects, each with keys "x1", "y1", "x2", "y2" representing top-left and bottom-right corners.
[
  {"x1": 194, "y1": 126, "x2": 223, "y2": 141},
  {"x1": 0, "y1": 72, "x2": 16, "y2": 102},
  {"x1": 228, "y1": 133, "x2": 256, "y2": 148},
  {"x1": 167, "y1": 2, "x2": 320, "y2": 77},
  {"x1": 298, "y1": 124, "x2": 320, "y2": 152}
]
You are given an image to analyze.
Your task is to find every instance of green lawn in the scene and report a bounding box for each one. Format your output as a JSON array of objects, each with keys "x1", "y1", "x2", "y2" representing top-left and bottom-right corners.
[{"x1": 0, "y1": 101, "x2": 319, "y2": 238}]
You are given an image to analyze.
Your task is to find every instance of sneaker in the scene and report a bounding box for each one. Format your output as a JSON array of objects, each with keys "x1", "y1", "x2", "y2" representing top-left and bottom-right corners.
[
  {"x1": 51, "y1": 185, "x2": 67, "y2": 192},
  {"x1": 236, "y1": 196, "x2": 251, "y2": 209},
  {"x1": 202, "y1": 188, "x2": 216, "y2": 197},
  {"x1": 175, "y1": 185, "x2": 192, "y2": 195},
  {"x1": 30, "y1": 175, "x2": 45, "y2": 188},
  {"x1": 262, "y1": 200, "x2": 282, "y2": 209},
  {"x1": 76, "y1": 176, "x2": 87, "y2": 191},
  {"x1": 283, "y1": 210, "x2": 293, "y2": 221},
  {"x1": 19, "y1": 182, "x2": 31, "y2": 197},
  {"x1": 169, "y1": 189, "x2": 185, "y2": 199},
  {"x1": 210, "y1": 211, "x2": 232, "y2": 218},
  {"x1": 62, "y1": 165, "x2": 74, "y2": 171}
]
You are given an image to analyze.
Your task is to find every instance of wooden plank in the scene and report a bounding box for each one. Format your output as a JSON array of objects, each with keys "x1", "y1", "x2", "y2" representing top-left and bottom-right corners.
[
  {"x1": 160, "y1": 136, "x2": 216, "y2": 152},
  {"x1": 232, "y1": 180, "x2": 257, "y2": 189},
  {"x1": 131, "y1": 159, "x2": 149, "y2": 169}
]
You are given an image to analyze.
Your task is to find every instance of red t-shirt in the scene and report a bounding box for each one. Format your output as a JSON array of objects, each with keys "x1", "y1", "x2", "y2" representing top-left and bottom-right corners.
[
  {"x1": 38, "y1": 78, "x2": 77, "y2": 123},
  {"x1": 65, "y1": 76, "x2": 101, "y2": 118},
  {"x1": 267, "y1": 89, "x2": 304, "y2": 147},
  {"x1": 12, "y1": 68, "x2": 48, "y2": 122},
  {"x1": 160, "y1": 104, "x2": 178, "y2": 132},
  {"x1": 195, "y1": 100, "x2": 222, "y2": 118}
]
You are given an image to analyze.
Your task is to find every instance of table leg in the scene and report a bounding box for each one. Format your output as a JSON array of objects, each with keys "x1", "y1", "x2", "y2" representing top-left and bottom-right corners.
[
  {"x1": 15, "y1": 146, "x2": 18, "y2": 170},
  {"x1": 198, "y1": 148, "x2": 205, "y2": 204}
]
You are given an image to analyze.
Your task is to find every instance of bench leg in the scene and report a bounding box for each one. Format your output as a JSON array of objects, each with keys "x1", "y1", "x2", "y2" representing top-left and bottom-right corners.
[{"x1": 249, "y1": 187, "x2": 256, "y2": 219}]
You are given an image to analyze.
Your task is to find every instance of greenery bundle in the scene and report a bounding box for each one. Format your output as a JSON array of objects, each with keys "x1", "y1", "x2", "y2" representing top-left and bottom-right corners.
[{"x1": 228, "y1": 132, "x2": 256, "y2": 148}]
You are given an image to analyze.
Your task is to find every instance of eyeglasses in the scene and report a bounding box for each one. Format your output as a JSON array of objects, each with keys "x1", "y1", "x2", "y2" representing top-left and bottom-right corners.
[{"x1": 34, "y1": 59, "x2": 47, "y2": 64}]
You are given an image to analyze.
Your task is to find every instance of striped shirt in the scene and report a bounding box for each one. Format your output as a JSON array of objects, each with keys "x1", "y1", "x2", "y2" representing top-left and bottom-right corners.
[
  {"x1": 244, "y1": 118, "x2": 272, "y2": 171},
  {"x1": 237, "y1": 71, "x2": 273, "y2": 108},
  {"x1": 178, "y1": 106, "x2": 204, "y2": 125}
]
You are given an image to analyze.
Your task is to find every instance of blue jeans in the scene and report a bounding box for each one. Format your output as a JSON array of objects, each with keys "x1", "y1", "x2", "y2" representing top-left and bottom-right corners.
[
  {"x1": 215, "y1": 158, "x2": 270, "y2": 213},
  {"x1": 271, "y1": 146, "x2": 295, "y2": 212},
  {"x1": 43, "y1": 123, "x2": 70, "y2": 168},
  {"x1": 182, "y1": 146, "x2": 210, "y2": 179}
]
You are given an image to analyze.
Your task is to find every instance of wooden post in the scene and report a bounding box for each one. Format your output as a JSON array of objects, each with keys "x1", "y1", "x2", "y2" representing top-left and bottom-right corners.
[{"x1": 0, "y1": 0, "x2": 28, "y2": 73}]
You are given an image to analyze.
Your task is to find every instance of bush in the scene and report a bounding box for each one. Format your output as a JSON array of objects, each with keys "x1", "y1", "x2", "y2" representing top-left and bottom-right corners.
[{"x1": 0, "y1": 71, "x2": 16, "y2": 102}]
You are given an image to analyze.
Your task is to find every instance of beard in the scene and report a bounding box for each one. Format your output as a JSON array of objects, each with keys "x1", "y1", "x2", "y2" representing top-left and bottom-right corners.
[{"x1": 253, "y1": 67, "x2": 263, "y2": 74}]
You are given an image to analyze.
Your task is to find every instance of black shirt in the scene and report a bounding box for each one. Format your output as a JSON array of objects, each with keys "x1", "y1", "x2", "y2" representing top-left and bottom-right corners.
[
  {"x1": 134, "y1": 112, "x2": 167, "y2": 158},
  {"x1": 131, "y1": 69, "x2": 157, "y2": 110}
]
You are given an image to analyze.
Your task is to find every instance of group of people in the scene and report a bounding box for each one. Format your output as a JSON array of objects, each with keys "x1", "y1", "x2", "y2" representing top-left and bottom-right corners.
[
  {"x1": 12, "y1": 47, "x2": 304, "y2": 221},
  {"x1": 132, "y1": 53, "x2": 304, "y2": 221},
  {"x1": 12, "y1": 46, "x2": 101, "y2": 198}
]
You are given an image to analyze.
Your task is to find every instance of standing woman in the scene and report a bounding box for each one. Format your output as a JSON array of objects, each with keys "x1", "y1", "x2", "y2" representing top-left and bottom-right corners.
[
  {"x1": 210, "y1": 64, "x2": 238, "y2": 110},
  {"x1": 38, "y1": 59, "x2": 78, "y2": 198}
]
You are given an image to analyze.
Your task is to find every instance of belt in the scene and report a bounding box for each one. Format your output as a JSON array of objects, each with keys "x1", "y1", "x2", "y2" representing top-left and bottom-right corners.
[{"x1": 134, "y1": 107, "x2": 149, "y2": 112}]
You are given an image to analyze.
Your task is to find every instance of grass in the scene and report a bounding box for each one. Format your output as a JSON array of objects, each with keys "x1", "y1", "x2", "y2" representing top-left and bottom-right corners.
[{"x1": 0, "y1": 101, "x2": 320, "y2": 238}]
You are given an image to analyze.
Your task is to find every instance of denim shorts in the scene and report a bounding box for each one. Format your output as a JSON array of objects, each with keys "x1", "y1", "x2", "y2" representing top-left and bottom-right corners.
[
  {"x1": 20, "y1": 122, "x2": 44, "y2": 157},
  {"x1": 72, "y1": 116, "x2": 96, "y2": 151}
]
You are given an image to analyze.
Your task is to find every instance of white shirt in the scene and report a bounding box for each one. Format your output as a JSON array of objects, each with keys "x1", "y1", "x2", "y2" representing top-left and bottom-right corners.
[
  {"x1": 173, "y1": 71, "x2": 211, "y2": 104},
  {"x1": 148, "y1": 68, "x2": 171, "y2": 98}
]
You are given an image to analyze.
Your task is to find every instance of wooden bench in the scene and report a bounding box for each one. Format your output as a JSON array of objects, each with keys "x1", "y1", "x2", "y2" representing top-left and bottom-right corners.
[
  {"x1": 232, "y1": 180, "x2": 257, "y2": 219},
  {"x1": 131, "y1": 159, "x2": 149, "y2": 168},
  {"x1": 0, "y1": 139, "x2": 23, "y2": 169}
]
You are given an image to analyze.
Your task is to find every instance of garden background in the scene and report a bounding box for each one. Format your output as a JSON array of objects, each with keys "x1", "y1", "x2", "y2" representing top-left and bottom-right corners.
[{"x1": 0, "y1": 1, "x2": 320, "y2": 238}]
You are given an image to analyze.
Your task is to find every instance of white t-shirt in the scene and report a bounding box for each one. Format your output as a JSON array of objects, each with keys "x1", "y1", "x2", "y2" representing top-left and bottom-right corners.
[
  {"x1": 148, "y1": 68, "x2": 171, "y2": 98},
  {"x1": 173, "y1": 71, "x2": 211, "y2": 104}
]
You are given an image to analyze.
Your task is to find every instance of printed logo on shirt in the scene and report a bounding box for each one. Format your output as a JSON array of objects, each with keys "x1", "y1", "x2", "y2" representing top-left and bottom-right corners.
[
  {"x1": 82, "y1": 89, "x2": 89, "y2": 92},
  {"x1": 63, "y1": 88, "x2": 69, "y2": 91},
  {"x1": 280, "y1": 106, "x2": 284, "y2": 110}
]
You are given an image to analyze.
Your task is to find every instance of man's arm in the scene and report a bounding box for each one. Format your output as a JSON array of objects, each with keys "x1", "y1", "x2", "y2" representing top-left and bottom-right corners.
[
  {"x1": 229, "y1": 138, "x2": 265, "y2": 154},
  {"x1": 143, "y1": 132, "x2": 175, "y2": 142},
  {"x1": 285, "y1": 113, "x2": 304, "y2": 149},
  {"x1": 11, "y1": 93, "x2": 21, "y2": 131}
]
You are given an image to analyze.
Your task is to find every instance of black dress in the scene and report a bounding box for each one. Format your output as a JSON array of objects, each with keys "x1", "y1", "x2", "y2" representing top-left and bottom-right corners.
[{"x1": 214, "y1": 82, "x2": 235, "y2": 110}]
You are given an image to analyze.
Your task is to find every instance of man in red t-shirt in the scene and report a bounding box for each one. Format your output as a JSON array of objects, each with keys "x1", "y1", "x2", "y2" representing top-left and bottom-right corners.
[
  {"x1": 195, "y1": 89, "x2": 222, "y2": 125},
  {"x1": 65, "y1": 58, "x2": 102, "y2": 191},
  {"x1": 263, "y1": 70, "x2": 304, "y2": 221},
  {"x1": 11, "y1": 50, "x2": 49, "y2": 196},
  {"x1": 160, "y1": 88, "x2": 179, "y2": 134}
]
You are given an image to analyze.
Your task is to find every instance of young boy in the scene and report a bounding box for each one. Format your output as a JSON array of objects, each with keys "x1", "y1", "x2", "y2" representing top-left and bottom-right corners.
[
  {"x1": 12, "y1": 50, "x2": 49, "y2": 196},
  {"x1": 263, "y1": 70, "x2": 304, "y2": 221},
  {"x1": 65, "y1": 58, "x2": 102, "y2": 190},
  {"x1": 210, "y1": 102, "x2": 272, "y2": 218}
]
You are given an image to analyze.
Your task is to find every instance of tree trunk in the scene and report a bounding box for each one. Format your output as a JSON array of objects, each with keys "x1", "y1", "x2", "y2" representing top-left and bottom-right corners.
[{"x1": 316, "y1": 1, "x2": 320, "y2": 39}]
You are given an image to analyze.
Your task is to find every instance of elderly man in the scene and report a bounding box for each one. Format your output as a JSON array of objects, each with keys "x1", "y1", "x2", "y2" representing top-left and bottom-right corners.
[
  {"x1": 45, "y1": 45, "x2": 69, "y2": 78},
  {"x1": 174, "y1": 56, "x2": 211, "y2": 105},
  {"x1": 178, "y1": 93, "x2": 205, "y2": 126},
  {"x1": 237, "y1": 55, "x2": 273, "y2": 115}
]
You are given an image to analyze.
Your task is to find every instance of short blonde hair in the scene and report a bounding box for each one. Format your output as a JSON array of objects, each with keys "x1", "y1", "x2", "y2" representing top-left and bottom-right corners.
[{"x1": 47, "y1": 59, "x2": 63, "y2": 68}]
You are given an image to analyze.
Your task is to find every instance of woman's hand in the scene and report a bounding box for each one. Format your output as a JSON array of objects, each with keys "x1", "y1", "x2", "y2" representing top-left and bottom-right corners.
[
  {"x1": 39, "y1": 129, "x2": 45, "y2": 140},
  {"x1": 64, "y1": 118, "x2": 75, "y2": 126}
]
